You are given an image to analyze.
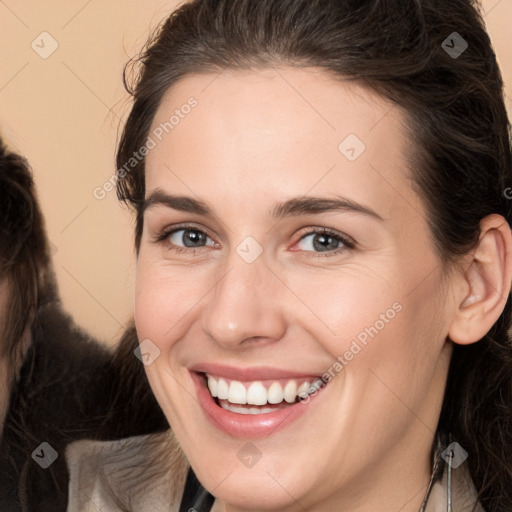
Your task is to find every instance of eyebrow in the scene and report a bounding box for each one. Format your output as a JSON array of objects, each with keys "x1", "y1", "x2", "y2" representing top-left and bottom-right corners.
[{"x1": 143, "y1": 189, "x2": 384, "y2": 222}]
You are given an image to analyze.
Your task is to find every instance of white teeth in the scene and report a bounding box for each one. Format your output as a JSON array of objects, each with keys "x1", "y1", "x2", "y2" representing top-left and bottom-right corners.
[
  {"x1": 297, "y1": 382, "x2": 311, "y2": 399},
  {"x1": 283, "y1": 381, "x2": 297, "y2": 403},
  {"x1": 247, "y1": 382, "x2": 267, "y2": 405},
  {"x1": 205, "y1": 374, "x2": 323, "y2": 406},
  {"x1": 228, "y1": 380, "x2": 247, "y2": 404},
  {"x1": 207, "y1": 376, "x2": 217, "y2": 397},
  {"x1": 220, "y1": 402, "x2": 264, "y2": 415},
  {"x1": 219, "y1": 402, "x2": 285, "y2": 415},
  {"x1": 217, "y1": 378, "x2": 229, "y2": 400},
  {"x1": 267, "y1": 382, "x2": 284, "y2": 404}
]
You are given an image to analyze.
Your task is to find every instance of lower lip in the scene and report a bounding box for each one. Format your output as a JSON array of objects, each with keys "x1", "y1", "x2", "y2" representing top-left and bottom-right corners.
[{"x1": 190, "y1": 371, "x2": 326, "y2": 439}]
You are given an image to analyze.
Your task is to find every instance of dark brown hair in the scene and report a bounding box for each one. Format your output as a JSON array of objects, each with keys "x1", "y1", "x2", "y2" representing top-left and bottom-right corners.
[
  {"x1": 0, "y1": 139, "x2": 54, "y2": 371},
  {"x1": 115, "y1": 1, "x2": 512, "y2": 509},
  {"x1": 0, "y1": 137, "x2": 166, "y2": 510}
]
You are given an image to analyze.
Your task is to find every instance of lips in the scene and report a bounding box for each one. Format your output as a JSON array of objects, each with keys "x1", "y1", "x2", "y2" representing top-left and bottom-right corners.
[
  {"x1": 189, "y1": 363, "x2": 323, "y2": 382},
  {"x1": 189, "y1": 364, "x2": 328, "y2": 438}
]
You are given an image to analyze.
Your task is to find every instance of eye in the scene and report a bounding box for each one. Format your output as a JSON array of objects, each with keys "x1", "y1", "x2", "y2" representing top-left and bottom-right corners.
[
  {"x1": 153, "y1": 224, "x2": 355, "y2": 258},
  {"x1": 294, "y1": 228, "x2": 354, "y2": 257},
  {"x1": 154, "y1": 224, "x2": 217, "y2": 254}
]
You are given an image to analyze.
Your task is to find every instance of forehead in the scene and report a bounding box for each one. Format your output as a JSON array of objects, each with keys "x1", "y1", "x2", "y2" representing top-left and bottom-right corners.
[{"x1": 145, "y1": 66, "x2": 422, "y2": 225}]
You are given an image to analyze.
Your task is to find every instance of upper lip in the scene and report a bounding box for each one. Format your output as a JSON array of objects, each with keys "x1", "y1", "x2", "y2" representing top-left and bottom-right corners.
[{"x1": 189, "y1": 363, "x2": 322, "y2": 382}]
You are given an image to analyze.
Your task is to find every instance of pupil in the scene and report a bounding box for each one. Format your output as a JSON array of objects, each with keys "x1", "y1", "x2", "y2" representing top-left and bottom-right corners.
[
  {"x1": 313, "y1": 234, "x2": 338, "y2": 252},
  {"x1": 184, "y1": 230, "x2": 206, "y2": 247}
]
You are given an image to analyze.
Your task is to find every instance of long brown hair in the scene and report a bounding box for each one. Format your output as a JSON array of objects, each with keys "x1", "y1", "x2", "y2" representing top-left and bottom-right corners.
[{"x1": 115, "y1": 1, "x2": 512, "y2": 509}]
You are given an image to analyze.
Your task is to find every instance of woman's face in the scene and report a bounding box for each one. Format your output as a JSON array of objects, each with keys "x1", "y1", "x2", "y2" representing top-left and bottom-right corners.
[{"x1": 135, "y1": 67, "x2": 457, "y2": 510}]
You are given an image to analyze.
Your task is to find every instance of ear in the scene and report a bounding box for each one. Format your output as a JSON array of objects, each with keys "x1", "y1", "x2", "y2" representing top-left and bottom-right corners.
[{"x1": 448, "y1": 214, "x2": 512, "y2": 345}]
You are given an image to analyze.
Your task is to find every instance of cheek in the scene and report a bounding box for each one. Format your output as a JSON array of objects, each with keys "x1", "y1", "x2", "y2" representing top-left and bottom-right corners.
[
  {"x1": 341, "y1": 268, "x2": 449, "y2": 407},
  {"x1": 293, "y1": 261, "x2": 447, "y2": 387},
  {"x1": 134, "y1": 257, "x2": 207, "y2": 351},
  {"x1": 283, "y1": 264, "x2": 405, "y2": 356},
  {"x1": 133, "y1": 262, "x2": 195, "y2": 418}
]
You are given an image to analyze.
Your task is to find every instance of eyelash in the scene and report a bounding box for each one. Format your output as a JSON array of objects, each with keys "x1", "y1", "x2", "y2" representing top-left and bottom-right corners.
[{"x1": 153, "y1": 223, "x2": 355, "y2": 258}]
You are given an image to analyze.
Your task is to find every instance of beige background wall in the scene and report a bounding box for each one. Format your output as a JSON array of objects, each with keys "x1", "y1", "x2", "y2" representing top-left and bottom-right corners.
[{"x1": 0, "y1": 0, "x2": 511, "y2": 345}]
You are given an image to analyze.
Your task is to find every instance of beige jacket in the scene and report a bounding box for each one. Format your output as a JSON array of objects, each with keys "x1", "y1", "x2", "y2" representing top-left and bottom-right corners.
[{"x1": 65, "y1": 430, "x2": 485, "y2": 512}]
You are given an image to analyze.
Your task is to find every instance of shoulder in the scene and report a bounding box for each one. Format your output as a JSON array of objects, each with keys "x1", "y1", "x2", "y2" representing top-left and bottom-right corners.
[{"x1": 65, "y1": 430, "x2": 189, "y2": 512}]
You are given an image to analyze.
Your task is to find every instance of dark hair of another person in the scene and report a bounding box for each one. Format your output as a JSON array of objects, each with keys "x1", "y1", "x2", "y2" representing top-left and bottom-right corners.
[
  {"x1": 114, "y1": 1, "x2": 512, "y2": 510},
  {"x1": 0, "y1": 140, "x2": 52, "y2": 371},
  {"x1": 0, "y1": 139, "x2": 167, "y2": 511}
]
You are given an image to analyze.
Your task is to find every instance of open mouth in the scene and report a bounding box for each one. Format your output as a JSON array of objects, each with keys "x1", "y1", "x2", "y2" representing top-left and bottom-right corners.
[
  {"x1": 203, "y1": 373, "x2": 325, "y2": 415},
  {"x1": 189, "y1": 366, "x2": 331, "y2": 438}
]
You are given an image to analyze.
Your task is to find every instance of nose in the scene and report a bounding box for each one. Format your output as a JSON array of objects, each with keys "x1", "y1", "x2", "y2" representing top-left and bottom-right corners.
[{"x1": 200, "y1": 252, "x2": 287, "y2": 350}]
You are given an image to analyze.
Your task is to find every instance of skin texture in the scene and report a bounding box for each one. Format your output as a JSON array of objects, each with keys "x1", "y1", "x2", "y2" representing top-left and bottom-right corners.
[{"x1": 134, "y1": 66, "x2": 512, "y2": 512}]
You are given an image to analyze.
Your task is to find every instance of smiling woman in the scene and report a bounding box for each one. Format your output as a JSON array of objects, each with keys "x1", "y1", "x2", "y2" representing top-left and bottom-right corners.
[{"x1": 66, "y1": 1, "x2": 512, "y2": 511}]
